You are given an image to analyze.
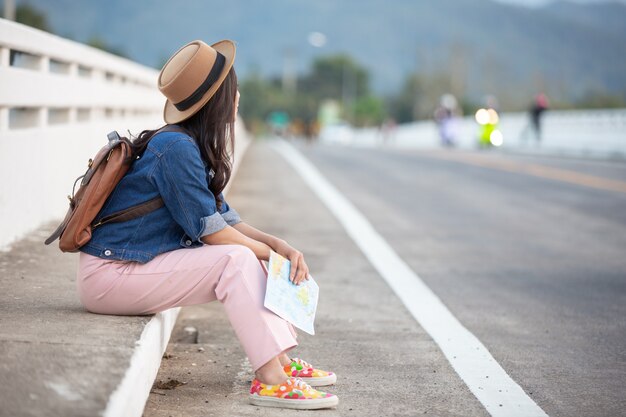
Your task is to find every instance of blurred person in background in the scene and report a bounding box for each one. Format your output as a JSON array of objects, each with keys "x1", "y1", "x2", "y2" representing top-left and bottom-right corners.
[
  {"x1": 381, "y1": 117, "x2": 397, "y2": 145},
  {"x1": 530, "y1": 92, "x2": 549, "y2": 142},
  {"x1": 434, "y1": 94, "x2": 461, "y2": 147},
  {"x1": 76, "y1": 39, "x2": 339, "y2": 410}
]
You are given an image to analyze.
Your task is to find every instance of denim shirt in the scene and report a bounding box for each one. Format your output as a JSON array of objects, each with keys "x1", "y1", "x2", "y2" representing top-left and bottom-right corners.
[{"x1": 80, "y1": 130, "x2": 241, "y2": 263}]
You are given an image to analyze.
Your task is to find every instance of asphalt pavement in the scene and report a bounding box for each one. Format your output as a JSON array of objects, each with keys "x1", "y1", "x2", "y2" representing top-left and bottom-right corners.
[{"x1": 144, "y1": 139, "x2": 626, "y2": 417}]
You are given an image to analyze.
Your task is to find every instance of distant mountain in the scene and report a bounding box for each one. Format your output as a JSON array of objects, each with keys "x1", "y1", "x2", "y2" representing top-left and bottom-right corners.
[
  {"x1": 14, "y1": 0, "x2": 626, "y2": 107},
  {"x1": 543, "y1": 1, "x2": 626, "y2": 39},
  {"x1": 496, "y1": 0, "x2": 626, "y2": 7}
]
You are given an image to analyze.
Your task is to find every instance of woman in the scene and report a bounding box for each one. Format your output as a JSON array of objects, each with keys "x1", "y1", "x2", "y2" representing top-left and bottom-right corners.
[{"x1": 76, "y1": 39, "x2": 339, "y2": 410}]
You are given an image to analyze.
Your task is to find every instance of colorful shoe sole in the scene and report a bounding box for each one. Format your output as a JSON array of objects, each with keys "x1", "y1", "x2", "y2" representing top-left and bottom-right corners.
[
  {"x1": 301, "y1": 373, "x2": 337, "y2": 387},
  {"x1": 249, "y1": 377, "x2": 338, "y2": 410},
  {"x1": 249, "y1": 394, "x2": 339, "y2": 409}
]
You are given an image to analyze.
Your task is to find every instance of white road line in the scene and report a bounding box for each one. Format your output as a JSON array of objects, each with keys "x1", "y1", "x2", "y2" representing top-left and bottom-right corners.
[{"x1": 272, "y1": 140, "x2": 548, "y2": 417}]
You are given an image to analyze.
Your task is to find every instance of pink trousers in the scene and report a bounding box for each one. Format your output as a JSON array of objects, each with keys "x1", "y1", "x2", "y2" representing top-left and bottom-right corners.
[{"x1": 76, "y1": 244, "x2": 298, "y2": 371}]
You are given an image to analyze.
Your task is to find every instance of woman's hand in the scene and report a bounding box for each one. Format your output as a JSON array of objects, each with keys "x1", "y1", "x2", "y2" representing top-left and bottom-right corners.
[
  {"x1": 273, "y1": 239, "x2": 310, "y2": 285},
  {"x1": 230, "y1": 223, "x2": 310, "y2": 282}
]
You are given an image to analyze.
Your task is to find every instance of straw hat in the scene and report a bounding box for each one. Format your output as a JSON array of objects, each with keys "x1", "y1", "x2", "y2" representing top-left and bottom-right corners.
[{"x1": 158, "y1": 39, "x2": 236, "y2": 124}]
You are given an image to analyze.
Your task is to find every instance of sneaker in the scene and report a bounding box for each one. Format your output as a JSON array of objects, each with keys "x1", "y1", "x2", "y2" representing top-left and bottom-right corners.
[
  {"x1": 249, "y1": 377, "x2": 338, "y2": 409},
  {"x1": 283, "y1": 357, "x2": 337, "y2": 386}
]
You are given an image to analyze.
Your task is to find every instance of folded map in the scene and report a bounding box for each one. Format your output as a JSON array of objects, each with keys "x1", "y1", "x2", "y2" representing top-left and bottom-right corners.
[{"x1": 264, "y1": 251, "x2": 319, "y2": 335}]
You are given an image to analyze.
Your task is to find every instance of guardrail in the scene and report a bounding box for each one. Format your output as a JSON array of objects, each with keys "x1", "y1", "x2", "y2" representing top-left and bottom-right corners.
[
  {"x1": 321, "y1": 108, "x2": 626, "y2": 159},
  {"x1": 500, "y1": 109, "x2": 626, "y2": 157},
  {"x1": 0, "y1": 18, "x2": 163, "y2": 249},
  {"x1": 0, "y1": 18, "x2": 161, "y2": 130}
]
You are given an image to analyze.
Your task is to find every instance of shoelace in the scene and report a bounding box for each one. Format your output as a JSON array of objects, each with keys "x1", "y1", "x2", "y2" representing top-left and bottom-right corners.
[
  {"x1": 287, "y1": 377, "x2": 313, "y2": 391},
  {"x1": 292, "y1": 357, "x2": 312, "y2": 368}
]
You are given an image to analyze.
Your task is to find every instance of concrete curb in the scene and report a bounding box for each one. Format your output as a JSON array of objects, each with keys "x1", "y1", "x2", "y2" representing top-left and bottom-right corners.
[{"x1": 103, "y1": 308, "x2": 181, "y2": 417}]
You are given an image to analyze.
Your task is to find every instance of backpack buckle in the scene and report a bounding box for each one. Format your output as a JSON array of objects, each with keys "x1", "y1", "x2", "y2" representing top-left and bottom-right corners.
[{"x1": 107, "y1": 131, "x2": 121, "y2": 144}]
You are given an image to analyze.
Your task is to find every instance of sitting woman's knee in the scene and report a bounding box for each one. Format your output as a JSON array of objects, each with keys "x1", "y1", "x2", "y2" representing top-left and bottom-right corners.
[{"x1": 226, "y1": 244, "x2": 257, "y2": 262}]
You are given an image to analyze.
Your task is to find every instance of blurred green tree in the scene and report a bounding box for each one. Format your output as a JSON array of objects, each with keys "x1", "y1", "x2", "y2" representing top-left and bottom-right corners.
[
  {"x1": 87, "y1": 36, "x2": 128, "y2": 58},
  {"x1": 576, "y1": 90, "x2": 626, "y2": 109},
  {"x1": 353, "y1": 95, "x2": 386, "y2": 127},
  {"x1": 300, "y1": 54, "x2": 369, "y2": 102},
  {"x1": 240, "y1": 53, "x2": 378, "y2": 132},
  {"x1": 388, "y1": 70, "x2": 470, "y2": 122},
  {"x1": 15, "y1": 3, "x2": 50, "y2": 32},
  {"x1": 387, "y1": 73, "x2": 421, "y2": 123}
]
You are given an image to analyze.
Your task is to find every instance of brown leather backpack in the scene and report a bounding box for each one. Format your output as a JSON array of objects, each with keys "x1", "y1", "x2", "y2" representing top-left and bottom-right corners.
[{"x1": 44, "y1": 129, "x2": 172, "y2": 252}]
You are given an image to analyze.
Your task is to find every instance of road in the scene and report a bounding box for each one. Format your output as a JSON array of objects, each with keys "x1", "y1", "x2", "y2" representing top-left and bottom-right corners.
[{"x1": 145, "y1": 140, "x2": 626, "y2": 417}]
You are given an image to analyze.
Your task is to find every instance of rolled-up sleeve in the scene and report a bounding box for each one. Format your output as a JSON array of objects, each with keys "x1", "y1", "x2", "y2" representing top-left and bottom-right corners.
[
  {"x1": 217, "y1": 192, "x2": 242, "y2": 226},
  {"x1": 151, "y1": 139, "x2": 228, "y2": 241}
]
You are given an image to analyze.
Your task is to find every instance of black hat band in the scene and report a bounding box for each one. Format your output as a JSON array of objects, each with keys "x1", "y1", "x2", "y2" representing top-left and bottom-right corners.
[{"x1": 174, "y1": 52, "x2": 226, "y2": 112}]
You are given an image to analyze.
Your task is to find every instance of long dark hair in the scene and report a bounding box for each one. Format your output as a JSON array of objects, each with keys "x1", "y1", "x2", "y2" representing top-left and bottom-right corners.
[{"x1": 131, "y1": 68, "x2": 238, "y2": 210}]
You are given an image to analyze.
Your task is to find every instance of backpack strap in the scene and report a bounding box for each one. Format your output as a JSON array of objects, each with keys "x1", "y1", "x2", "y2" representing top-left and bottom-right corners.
[
  {"x1": 44, "y1": 205, "x2": 74, "y2": 245},
  {"x1": 156, "y1": 124, "x2": 190, "y2": 136},
  {"x1": 91, "y1": 196, "x2": 164, "y2": 229},
  {"x1": 88, "y1": 126, "x2": 189, "y2": 229}
]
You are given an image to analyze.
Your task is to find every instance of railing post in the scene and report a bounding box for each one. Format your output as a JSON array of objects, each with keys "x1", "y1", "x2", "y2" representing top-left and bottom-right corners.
[
  {"x1": 68, "y1": 108, "x2": 77, "y2": 124},
  {"x1": 67, "y1": 63, "x2": 78, "y2": 123},
  {"x1": 68, "y1": 62, "x2": 78, "y2": 77},
  {"x1": 92, "y1": 68, "x2": 105, "y2": 81},
  {"x1": 39, "y1": 55, "x2": 50, "y2": 72},
  {"x1": 0, "y1": 47, "x2": 10, "y2": 130},
  {"x1": 0, "y1": 46, "x2": 9, "y2": 67},
  {"x1": 92, "y1": 108, "x2": 105, "y2": 121},
  {"x1": 38, "y1": 56, "x2": 50, "y2": 127},
  {"x1": 0, "y1": 107, "x2": 8, "y2": 131},
  {"x1": 67, "y1": 62, "x2": 78, "y2": 124},
  {"x1": 38, "y1": 108, "x2": 48, "y2": 127}
]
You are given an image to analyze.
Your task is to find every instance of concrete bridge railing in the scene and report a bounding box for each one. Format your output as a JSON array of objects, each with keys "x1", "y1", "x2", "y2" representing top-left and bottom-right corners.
[{"x1": 0, "y1": 18, "x2": 163, "y2": 250}]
